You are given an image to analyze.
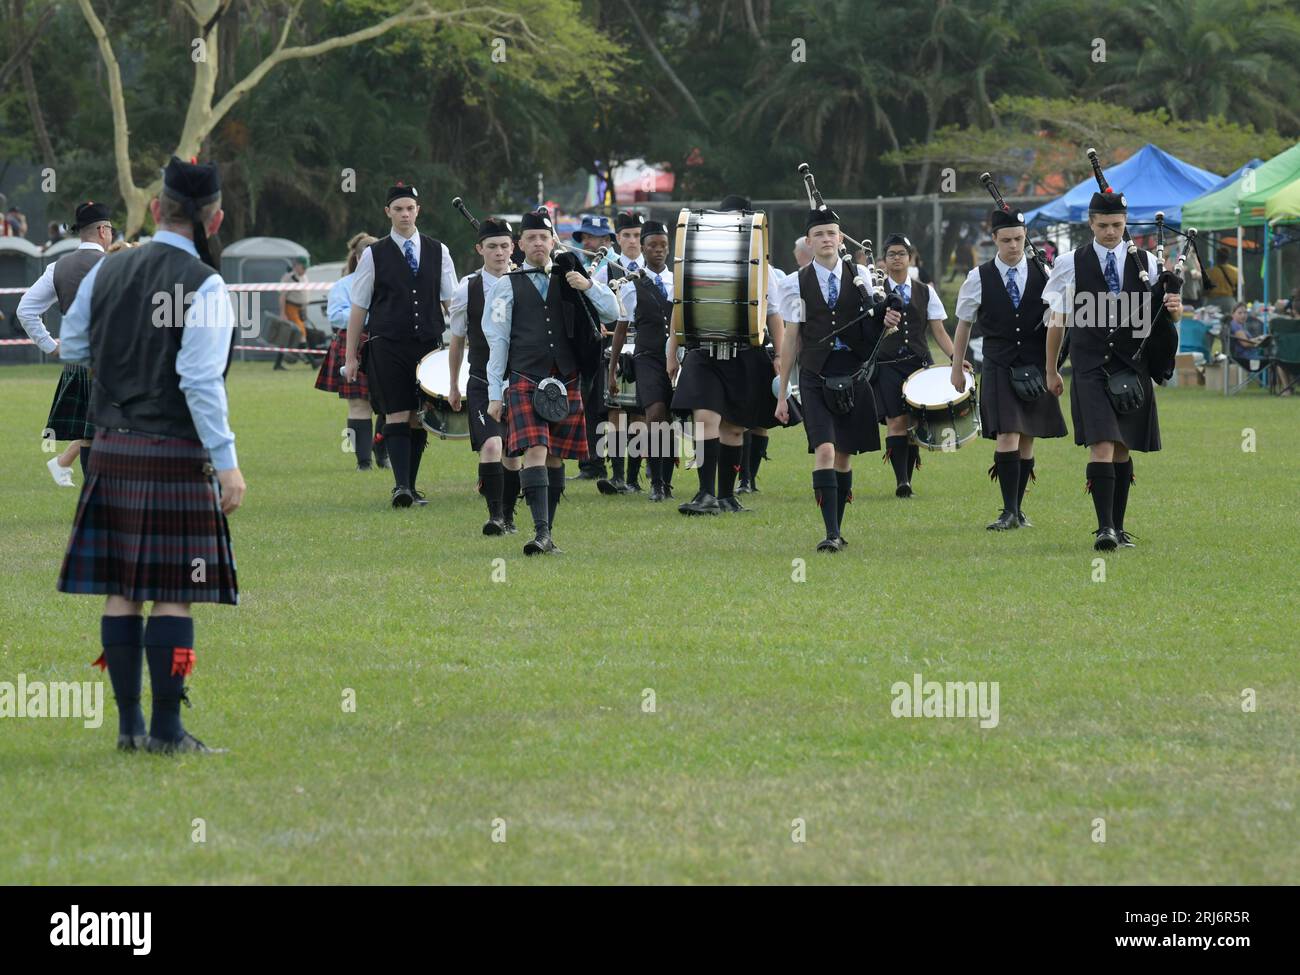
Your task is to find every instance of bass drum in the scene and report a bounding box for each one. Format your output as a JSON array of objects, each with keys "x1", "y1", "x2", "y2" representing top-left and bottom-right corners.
[
  {"x1": 671, "y1": 207, "x2": 768, "y2": 347},
  {"x1": 416, "y1": 348, "x2": 470, "y2": 440},
  {"x1": 902, "y1": 364, "x2": 980, "y2": 451}
]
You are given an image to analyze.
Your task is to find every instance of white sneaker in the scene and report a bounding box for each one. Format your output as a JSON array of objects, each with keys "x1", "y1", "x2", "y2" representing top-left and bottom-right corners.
[{"x1": 47, "y1": 456, "x2": 75, "y2": 487}]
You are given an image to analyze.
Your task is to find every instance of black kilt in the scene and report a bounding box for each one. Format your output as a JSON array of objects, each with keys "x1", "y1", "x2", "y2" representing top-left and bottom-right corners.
[
  {"x1": 800, "y1": 359, "x2": 881, "y2": 455},
  {"x1": 633, "y1": 351, "x2": 673, "y2": 412},
  {"x1": 871, "y1": 354, "x2": 929, "y2": 421},
  {"x1": 466, "y1": 372, "x2": 505, "y2": 451},
  {"x1": 366, "y1": 334, "x2": 438, "y2": 415},
  {"x1": 314, "y1": 330, "x2": 371, "y2": 399},
  {"x1": 45, "y1": 363, "x2": 94, "y2": 441},
  {"x1": 1070, "y1": 363, "x2": 1161, "y2": 452},
  {"x1": 671, "y1": 345, "x2": 799, "y2": 429},
  {"x1": 979, "y1": 362, "x2": 1068, "y2": 439},
  {"x1": 57, "y1": 430, "x2": 238, "y2": 605}
]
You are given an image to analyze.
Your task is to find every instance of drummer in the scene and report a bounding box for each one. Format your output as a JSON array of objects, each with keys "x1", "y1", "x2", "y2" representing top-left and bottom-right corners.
[
  {"x1": 342, "y1": 182, "x2": 457, "y2": 508},
  {"x1": 670, "y1": 194, "x2": 790, "y2": 516},
  {"x1": 608, "y1": 219, "x2": 677, "y2": 502},
  {"x1": 871, "y1": 234, "x2": 955, "y2": 497},
  {"x1": 447, "y1": 218, "x2": 520, "y2": 535},
  {"x1": 775, "y1": 206, "x2": 900, "y2": 551},
  {"x1": 950, "y1": 208, "x2": 1068, "y2": 531}
]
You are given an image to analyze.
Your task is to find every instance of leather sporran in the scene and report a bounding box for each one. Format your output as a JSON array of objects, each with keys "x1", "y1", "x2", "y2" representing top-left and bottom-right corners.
[
  {"x1": 1104, "y1": 367, "x2": 1144, "y2": 414},
  {"x1": 1009, "y1": 364, "x2": 1046, "y2": 402},
  {"x1": 533, "y1": 376, "x2": 570, "y2": 422},
  {"x1": 821, "y1": 372, "x2": 864, "y2": 416}
]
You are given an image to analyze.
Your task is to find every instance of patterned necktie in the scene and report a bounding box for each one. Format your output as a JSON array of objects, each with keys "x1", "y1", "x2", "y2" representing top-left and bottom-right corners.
[
  {"x1": 897, "y1": 282, "x2": 909, "y2": 305},
  {"x1": 654, "y1": 273, "x2": 667, "y2": 300},
  {"x1": 1104, "y1": 250, "x2": 1121, "y2": 294},
  {"x1": 827, "y1": 270, "x2": 839, "y2": 306},
  {"x1": 628, "y1": 260, "x2": 639, "y2": 273},
  {"x1": 403, "y1": 239, "x2": 418, "y2": 276},
  {"x1": 1006, "y1": 266, "x2": 1021, "y2": 308}
]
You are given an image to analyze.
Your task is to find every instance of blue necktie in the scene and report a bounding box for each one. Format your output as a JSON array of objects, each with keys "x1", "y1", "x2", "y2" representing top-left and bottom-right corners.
[
  {"x1": 897, "y1": 282, "x2": 909, "y2": 305},
  {"x1": 1006, "y1": 266, "x2": 1021, "y2": 308},
  {"x1": 654, "y1": 273, "x2": 667, "y2": 300},
  {"x1": 1104, "y1": 250, "x2": 1121, "y2": 294},
  {"x1": 403, "y1": 239, "x2": 418, "y2": 276},
  {"x1": 628, "y1": 260, "x2": 639, "y2": 273},
  {"x1": 827, "y1": 271, "x2": 838, "y2": 306}
]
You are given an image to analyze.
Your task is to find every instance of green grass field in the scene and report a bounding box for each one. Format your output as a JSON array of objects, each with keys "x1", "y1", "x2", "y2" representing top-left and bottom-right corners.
[{"x1": 1, "y1": 361, "x2": 1296, "y2": 884}]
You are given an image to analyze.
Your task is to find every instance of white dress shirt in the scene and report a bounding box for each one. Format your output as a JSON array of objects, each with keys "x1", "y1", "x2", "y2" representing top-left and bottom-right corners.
[
  {"x1": 349, "y1": 228, "x2": 457, "y2": 310},
  {"x1": 447, "y1": 267, "x2": 503, "y2": 338},
  {"x1": 883, "y1": 276, "x2": 947, "y2": 320},
  {"x1": 955, "y1": 255, "x2": 1029, "y2": 322},
  {"x1": 1042, "y1": 239, "x2": 1159, "y2": 316},
  {"x1": 776, "y1": 260, "x2": 875, "y2": 324},
  {"x1": 15, "y1": 241, "x2": 105, "y2": 353},
  {"x1": 618, "y1": 266, "x2": 673, "y2": 320}
]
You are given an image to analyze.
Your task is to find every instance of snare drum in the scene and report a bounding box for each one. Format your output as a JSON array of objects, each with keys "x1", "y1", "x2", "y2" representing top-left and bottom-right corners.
[
  {"x1": 671, "y1": 207, "x2": 768, "y2": 347},
  {"x1": 604, "y1": 344, "x2": 638, "y2": 409},
  {"x1": 902, "y1": 365, "x2": 980, "y2": 451},
  {"x1": 416, "y1": 348, "x2": 470, "y2": 440}
]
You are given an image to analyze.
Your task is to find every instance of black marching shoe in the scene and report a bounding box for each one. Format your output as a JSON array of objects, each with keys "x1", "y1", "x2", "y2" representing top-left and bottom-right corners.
[
  {"x1": 1093, "y1": 527, "x2": 1119, "y2": 551},
  {"x1": 570, "y1": 465, "x2": 604, "y2": 481},
  {"x1": 678, "y1": 491, "x2": 720, "y2": 516},
  {"x1": 357, "y1": 461, "x2": 373, "y2": 472},
  {"x1": 145, "y1": 732, "x2": 227, "y2": 755},
  {"x1": 736, "y1": 478, "x2": 753, "y2": 495},
  {"x1": 987, "y1": 510, "x2": 1020, "y2": 531},
  {"x1": 816, "y1": 536, "x2": 842, "y2": 553},
  {"x1": 374, "y1": 439, "x2": 390, "y2": 469},
  {"x1": 502, "y1": 517, "x2": 518, "y2": 535},
  {"x1": 117, "y1": 734, "x2": 147, "y2": 752},
  {"x1": 523, "y1": 530, "x2": 556, "y2": 556},
  {"x1": 1018, "y1": 510, "x2": 1032, "y2": 528},
  {"x1": 837, "y1": 534, "x2": 848, "y2": 547},
  {"x1": 718, "y1": 496, "x2": 750, "y2": 513},
  {"x1": 648, "y1": 483, "x2": 666, "y2": 502},
  {"x1": 895, "y1": 482, "x2": 913, "y2": 498},
  {"x1": 620, "y1": 478, "x2": 643, "y2": 495},
  {"x1": 596, "y1": 476, "x2": 625, "y2": 495},
  {"x1": 482, "y1": 518, "x2": 505, "y2": 536},
  {"x1": 1117, "y1": 530, "x2": 1137, "y2": 548},
  {"x1": 391, "y1": 486, "x2": 415, "y2": 508},
  {"x1": 412, "y1": 489, "x2": 429, "y2": 506},
  {"x1": 662, "y1": 483, "x2": 675, "y2": 500}
]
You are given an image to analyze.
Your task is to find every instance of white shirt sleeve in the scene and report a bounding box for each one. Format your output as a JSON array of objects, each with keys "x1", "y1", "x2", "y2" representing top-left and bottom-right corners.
[
  {"x1": 1042, "y1": 251, "x2": 1077, "y2": 316},
  {"x1": 620, "y1": 278, "x2": 639, "y2": 320},
  {"x1": 350, "y1": 246, "x2": 376, "y2": 309},
  {"x1": 777, "y1": 271, "x2": 804, "y2": 323},
  {"x1": 439, "y1": 242, "x2": 457, "y2": 302},
  {"x1": 15, "y1": 263, "x2": 59, "y2": 353},
  {"x1": 448, "y1": 275, "x2": 471, "y2": 338},
  {"x1": 955, "y1": 267, "x2": 983, "y2": 323},
  {"x1": 765, "y1": 266, "x2": 783, "y2": 319},
  {"x1": 925, "y1": 283, "x2": 946, "y2": 320}
]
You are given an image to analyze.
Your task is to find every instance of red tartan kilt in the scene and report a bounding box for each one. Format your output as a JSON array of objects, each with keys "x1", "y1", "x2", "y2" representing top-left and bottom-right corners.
[
  {"x1": 504, "y1": 372, "x2": 589, "y2": 460},
  {"x1": 315, "y1": 331, "x2": 370, "y2": 398}
]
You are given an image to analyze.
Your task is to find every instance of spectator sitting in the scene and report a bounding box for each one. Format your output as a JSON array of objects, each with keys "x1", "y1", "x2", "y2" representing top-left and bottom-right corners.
[
  {"x1": 1271, "y1": 286, "x2": 1300, "y2": 317},
  {"x1": 1229, "y1": 301, "x2": 1292, "y2": 394}
]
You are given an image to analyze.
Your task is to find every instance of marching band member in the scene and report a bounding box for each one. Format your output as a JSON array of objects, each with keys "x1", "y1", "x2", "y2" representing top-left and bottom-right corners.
[
  {"x1": 604, "y1": 210, "x2": 647, "y2": 494},
  {"x1": 342, "y1": 183, "x2": 457, "y2": 508},
  {"x1": 608, "y1": 219, "x2": 676, "y2": 501},
  {"x1": 1043, "y1": 189, "x2": 1179, "y2": 550},
  {"x1": 671, "y1": 194, "x2": 789, "y2": 515},
  {"x1": 484, "y1": 210, "x2": 620, "y2": 555},
  {"x1": 950, "y1": 209, "x2": 1067, "y2": 530},
  {"x1": 315, "y1": 233, "x2": 382, "y2": 471},
  {"x1": 447, "y1": 218, "x2": 521, "y2": 535},
  {"x1": 871, "y1": 233, "x2": 955, "y2": 498},
  {"x1": 572, "y1": 214, "x2": 621, "y2": 485},
  {"x1": 56, "y1": 157, "x2": 244, "y2": 754},
  {"x1": 775, "y1": 207, "x2": 900, "y2": 551},
  {"x1": 16, "y1": 200, "x2": 113, "y2": 486}
]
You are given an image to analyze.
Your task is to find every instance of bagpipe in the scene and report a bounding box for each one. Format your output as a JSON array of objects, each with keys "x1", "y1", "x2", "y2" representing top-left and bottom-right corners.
[{"x1": 535, "y1": 205, "x2": 606, "y2": 376}]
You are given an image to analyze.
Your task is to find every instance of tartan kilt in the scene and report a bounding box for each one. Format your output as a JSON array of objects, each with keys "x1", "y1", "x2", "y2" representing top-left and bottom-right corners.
[
  {"x1": 504, "y1": 371, "x2": 589, "y2": 460},
  {"x1": 315, "y1": 330, "x2": 371, "y2": 399},
  {"x1": 57, "y1": 430, "x2": 239, "y2": 605},
  {"x1": 45, "y1": 363, "x2": 94, "y2": 441}
]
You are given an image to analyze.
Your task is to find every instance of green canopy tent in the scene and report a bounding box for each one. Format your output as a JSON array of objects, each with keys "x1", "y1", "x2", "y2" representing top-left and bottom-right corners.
[{"x1": 1265, "y1": 178, "x2": 1300, "y2": 225}]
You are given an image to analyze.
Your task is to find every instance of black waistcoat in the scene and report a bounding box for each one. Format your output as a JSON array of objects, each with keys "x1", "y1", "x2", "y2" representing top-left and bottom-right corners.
[
  {"x1": 797, "y1": 260, "x2": 869, "y2": 373},
  {"x1": 631, "y1": 269, "x2": 672, "y2": 357},
  {"x1": 53, "y1": 248, "x2": 105, "y2": 313},
  {"x1": 88, "y1": 242, "x2": 231, "y2": 440},
  {"x1": 466, "y1": 272, "x2": 489, "y2": 376},
  {"x1": 506, "y1": 270, "x2": 577, "y2": 379},
  {"x1": 1069, "y1": 242, "x2": 1153, "y2": 372},
  {"x1": 877, "y1": 278, "x2": 932, "y2": 360},
  {"x1": 975, "y1": 260, "x2": 1048, "y2": 369},
  {"x1": 366, "y1": 233, "x2": 444, "y2": 342}
]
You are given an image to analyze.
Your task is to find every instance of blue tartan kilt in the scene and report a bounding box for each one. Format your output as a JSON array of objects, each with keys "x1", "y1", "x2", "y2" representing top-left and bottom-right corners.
[{"x1": 45, "y1": 363, "x2": 95, "y2": 441}]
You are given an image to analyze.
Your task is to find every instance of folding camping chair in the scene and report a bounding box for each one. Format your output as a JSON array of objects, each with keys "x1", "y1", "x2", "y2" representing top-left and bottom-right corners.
[{"x1": 1268, "y1": 318, "x2": 1300, "y2": 396}]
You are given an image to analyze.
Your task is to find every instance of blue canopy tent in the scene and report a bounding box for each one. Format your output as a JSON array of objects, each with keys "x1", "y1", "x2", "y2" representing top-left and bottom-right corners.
[{"x1": 1024, "y1": 144, "x2": 1222, "y2": 227}]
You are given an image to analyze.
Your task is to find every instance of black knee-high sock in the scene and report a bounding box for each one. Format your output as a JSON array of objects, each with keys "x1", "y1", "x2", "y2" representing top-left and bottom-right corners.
[
  {"x1": 663, "y1": 436, "x2": 676, "y2": 487},
  {"x1": 1086, "y1": 462, "x2": 1116, "y2": 531},
  {"x1": 479, "y1": 461, "x2": 504, "y2": 520},
  {"x1": 750, "y1": 433, "x2": 769, "y2": 483},
  {"x1": 628, "y1": 454, "x2": 642, "y2": 485},
  {"x1": 740, "y1": 431, "x2": 753, "y2": 482},
  {"x1": 521, "y1": 465, "x2": 549, "y2": 532},
  {"x1": 813, "y1": 469, "x2": 839, "y2": 538},
  {"x1": 502, "y1": 465, "x2": 520, "y2": 522},
  {"x1": 718, "y1": 442, "x2": 743, "y2": 499},
  {"x1": 144, "y1": 615, "x2": 194, "y2": 743},
  {"x1": 696, "y1": 437, "x2": 719, "y2": 496},
  {"x1": 836, "y1": 469, "x2": 852, "y2": 530},
  {"x1": 78, "y1": 443, "x2": 92, "y2": 476},
  {"x1": 408, "y1": 427, "x2": 428, "y2": 490},
  {"x1": 384, "y1": 423, "x2": 412, "y2": 489},
  {"x1": 547, "y1": 465, "x2": 565, "y2": 529},
  {"x1": 1113, "y1": 459, "x2": 1133, "y2": 533},
  {"x1": 886, "y1": 435, "x2": 910, "y2": 486},
  {"x1": 994, "y1": 450, "x2": 1020, "y2": 514},
  {"x1": 348, "y1": 419, "x2": 373, "y2": 466},
  {"x1": 100, "y1": 615, "x2": 144, "y2": 738},
  {"x1": 611, "y1": 446, "x2": 625, "y2": 482},
  {"x1": 1018, "y1": 456, "x2": 1035, "y2": 512}
]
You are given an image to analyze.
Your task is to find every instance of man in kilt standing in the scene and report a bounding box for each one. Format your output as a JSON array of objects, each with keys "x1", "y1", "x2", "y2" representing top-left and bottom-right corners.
[
  {"x1": 16, "y1": 201, "x2": 114, "y2": 486},
  {"x1": 1044, "y1": 189, "x2": 1181, "y2": 550},
  {"x1": 950, "y1": 208, "x2": 1068, "y2": 530},
  {"x1": 55, "y1": 157, "x2": 246, "y2": 755},
  {"x1": 484, "y1": 209, "x2": 620, "y2": 555}
]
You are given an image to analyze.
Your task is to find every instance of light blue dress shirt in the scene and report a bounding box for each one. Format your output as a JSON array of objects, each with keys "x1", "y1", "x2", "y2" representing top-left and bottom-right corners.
[
  {"x1": 483, "y1": 263, "x2": 620, "y2": 401},
  {"x1": 60, "y1": 230, "x2": 239, "y2": 470},
  {"x1": 327, "y1": 273, "x2": 354, "y2": 330}
]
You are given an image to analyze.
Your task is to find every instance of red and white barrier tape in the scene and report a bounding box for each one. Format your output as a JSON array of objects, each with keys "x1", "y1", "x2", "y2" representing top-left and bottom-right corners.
[{"x1": 1, "y1": 337, "x2": 326, "y2": 355}]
